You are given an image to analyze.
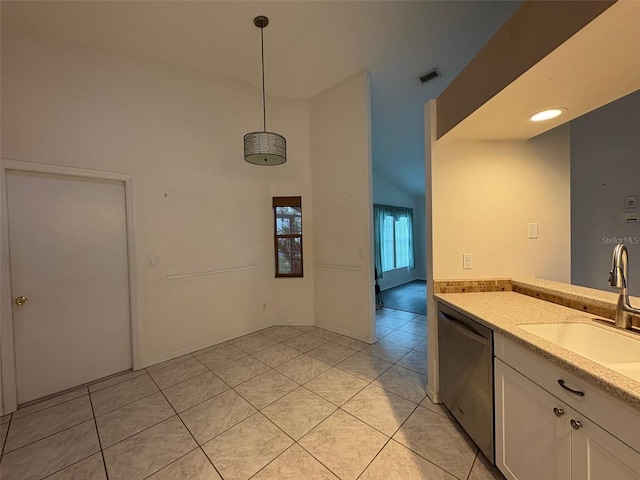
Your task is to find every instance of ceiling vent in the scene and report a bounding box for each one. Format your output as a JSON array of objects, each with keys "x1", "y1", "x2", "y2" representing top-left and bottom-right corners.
[{"x1": 419, "y1": 68, "x2": 440, "y2": 84}]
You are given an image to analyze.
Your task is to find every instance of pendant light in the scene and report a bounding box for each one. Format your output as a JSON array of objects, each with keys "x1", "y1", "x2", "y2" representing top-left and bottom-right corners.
[{"x1": 244, "y1": 16, "x2": 287, "y2": 166}]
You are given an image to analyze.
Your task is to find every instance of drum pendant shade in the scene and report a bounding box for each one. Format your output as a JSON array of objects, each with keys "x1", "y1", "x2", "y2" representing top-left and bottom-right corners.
[
  {"x1": 244, "y1": 131, "x2": 286, "y2": 165},
  {"x1": 244, "y1": 16, "x2": 287, "y2": 166}
]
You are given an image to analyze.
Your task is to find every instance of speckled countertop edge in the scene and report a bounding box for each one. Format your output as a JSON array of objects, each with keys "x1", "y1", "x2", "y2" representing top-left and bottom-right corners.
[{"x1": 434, "y1": 290, "x2": 640, "y2": 410}]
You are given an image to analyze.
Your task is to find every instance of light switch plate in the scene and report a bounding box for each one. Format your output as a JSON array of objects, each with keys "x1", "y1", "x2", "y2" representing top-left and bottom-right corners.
[
  {"x1": 624, "y1": 212, "x2": 639, "y2": 223},
  {"x1": 528, "y1": 223, "x2": 539, "y2": 239},
  {"x1": 625, "y1": 195, "x2": 637, "y2": 209},
  {"x1": 463, "y1": 253, "x2": 472, "y2": 269}
]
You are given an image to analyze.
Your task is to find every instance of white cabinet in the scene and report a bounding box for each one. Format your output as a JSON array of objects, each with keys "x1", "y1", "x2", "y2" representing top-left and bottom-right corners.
[
  {"x1": 495, "y1": 335, "x2": 640, "y2": 480},
  {"x1": 495, "y1": 359, "x2": 571, "y2": 480},
  {"x1": 573, "y1": 417, "x2": 640, "y2": 480}
]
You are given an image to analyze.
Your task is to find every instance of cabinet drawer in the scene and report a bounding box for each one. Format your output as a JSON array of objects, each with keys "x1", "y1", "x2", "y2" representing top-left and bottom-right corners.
[{"x1": 495, "y1": 332, "x2": 640, "y2": 452}]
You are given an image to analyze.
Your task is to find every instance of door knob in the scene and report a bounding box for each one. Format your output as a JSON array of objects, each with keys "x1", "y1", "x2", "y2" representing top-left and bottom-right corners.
[
  {"x1": 553, "y1": 407, "x2": 565, "y2": 417},
  {"x1": 15, "y1": 296, "x2": 28, "y2": 306},
  {"x1": 570, "y1": 419, "x2": 583, "y2": 430}
]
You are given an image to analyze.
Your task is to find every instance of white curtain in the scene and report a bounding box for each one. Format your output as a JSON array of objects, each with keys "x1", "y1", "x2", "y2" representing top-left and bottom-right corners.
[{"x1": 373, "y1": 204, "x2": 414, "y2": 277}]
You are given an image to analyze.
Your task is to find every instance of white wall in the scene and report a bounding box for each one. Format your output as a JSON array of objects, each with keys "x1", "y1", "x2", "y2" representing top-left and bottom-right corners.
[
  {"x1": 372, "y1": 170, "x2": 426, "y2": 289},
  {"x1": 1, "y1": 32, "x2": 315, "y2": 366},
  {"x1": 424, "y1": 101, "x2": 437, "y2": 402},
  {"x1": 432, "y1": 125, "x2": 571, "y2": 282},
  {"x1": 372, "y1": 169, "x2": 415, "y2": 207},
  {"x1": 311, "y1": 71, "x2": 375, "y2": 343},
  {"x1": 571, "y1": 90, "x2": 640, "y2": 296}
]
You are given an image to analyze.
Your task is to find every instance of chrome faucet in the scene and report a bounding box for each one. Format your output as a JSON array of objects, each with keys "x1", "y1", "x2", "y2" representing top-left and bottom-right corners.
[{"x1": 609, "y1": 244, "x2": 640, "y2": 329}]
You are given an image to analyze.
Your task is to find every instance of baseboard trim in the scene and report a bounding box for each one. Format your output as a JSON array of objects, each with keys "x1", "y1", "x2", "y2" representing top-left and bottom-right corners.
[{"x1": 138, "y1": 321, "x2": 317, "y2": 369}]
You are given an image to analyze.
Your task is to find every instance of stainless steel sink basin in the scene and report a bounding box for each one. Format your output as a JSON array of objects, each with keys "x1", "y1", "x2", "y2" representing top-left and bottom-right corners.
[{"x1": 519, "y1": 322, "x2": 640, "y2": 381}]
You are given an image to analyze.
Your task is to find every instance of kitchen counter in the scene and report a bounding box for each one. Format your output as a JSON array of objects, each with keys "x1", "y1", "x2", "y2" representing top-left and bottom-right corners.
[{"x1": 434, "y1": 290, "x2": 640, "y2": 410}]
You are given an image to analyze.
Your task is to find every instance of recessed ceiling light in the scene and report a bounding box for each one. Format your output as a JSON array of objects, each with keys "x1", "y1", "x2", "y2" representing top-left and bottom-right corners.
[{"x1": 529, "y1": 108, "x2": 566, "y2": 122}]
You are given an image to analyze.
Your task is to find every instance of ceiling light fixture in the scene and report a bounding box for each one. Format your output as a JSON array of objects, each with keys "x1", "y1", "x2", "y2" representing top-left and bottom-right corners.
[
  {"x1": 528, "y1": 107, "x2": 566, "y2": 122},
  {"x1": 244, "y1": 16, "x2": 286, "y2": 166}
]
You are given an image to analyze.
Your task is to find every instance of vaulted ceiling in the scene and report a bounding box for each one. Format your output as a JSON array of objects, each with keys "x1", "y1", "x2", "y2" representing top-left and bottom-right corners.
[{"x1": 2, "y1": 1, "x2": 521, "y2": 197}]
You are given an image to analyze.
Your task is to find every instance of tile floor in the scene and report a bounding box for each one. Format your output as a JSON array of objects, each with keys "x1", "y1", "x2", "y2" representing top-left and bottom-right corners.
[{"x1": 0, "y1": 308, "x2": 505, "y2": 480}]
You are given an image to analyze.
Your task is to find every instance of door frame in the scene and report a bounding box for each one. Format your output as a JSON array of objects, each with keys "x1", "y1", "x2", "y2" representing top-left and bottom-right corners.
[{"x1": 0, "y1": 159, "x2": 140, "y2": 414}]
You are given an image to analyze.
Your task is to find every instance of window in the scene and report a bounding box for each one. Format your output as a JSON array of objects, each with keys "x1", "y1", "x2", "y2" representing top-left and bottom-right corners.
[
  {"x1": 373, "y1": 204, "x2": 414, "y2": 275},
  {"x1": 273, "y1": 196, "x2": 303, "y2": 277}
]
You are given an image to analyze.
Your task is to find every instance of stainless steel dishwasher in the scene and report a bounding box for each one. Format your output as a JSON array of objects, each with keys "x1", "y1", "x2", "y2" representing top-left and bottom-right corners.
[{"x1": 438, "y1": 302, "x2": 494, "y2": 463}]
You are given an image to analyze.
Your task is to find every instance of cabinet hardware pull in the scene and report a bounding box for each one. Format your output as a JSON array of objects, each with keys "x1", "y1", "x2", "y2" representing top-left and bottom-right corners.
[
  {"x1": 570, "y1": 419, "x2": 583, "y2": 430},
  {"x1": 15, "y1": 296, "x2": 28, "y2": 306},
  {"x1": 553, "y1": 407, "x2": 565, "y2": 417},
  {"x1": 558, "y1": 379, "x2": 585, "y2": 396}
]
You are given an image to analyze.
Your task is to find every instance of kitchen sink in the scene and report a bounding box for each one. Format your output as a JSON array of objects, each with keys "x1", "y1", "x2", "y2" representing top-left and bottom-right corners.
[{"x1": 519, "y1": 322, "x2": 640, "y2": 381}]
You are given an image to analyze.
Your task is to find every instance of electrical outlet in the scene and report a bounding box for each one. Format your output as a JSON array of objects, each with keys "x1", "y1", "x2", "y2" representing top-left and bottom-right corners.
[{"x1": 625, "y1": 212, "x2": 639, "y2": 223}]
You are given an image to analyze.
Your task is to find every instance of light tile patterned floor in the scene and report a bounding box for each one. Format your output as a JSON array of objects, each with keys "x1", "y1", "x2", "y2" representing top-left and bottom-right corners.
[{"x1": 0, "y1": 309, "x2": 505, "y2": 480}]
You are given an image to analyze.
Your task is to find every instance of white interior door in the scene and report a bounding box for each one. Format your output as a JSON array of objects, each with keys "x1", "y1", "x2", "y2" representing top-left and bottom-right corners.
[{"x1": 7, "y1": 170, "x2": 131, "y2": 404}]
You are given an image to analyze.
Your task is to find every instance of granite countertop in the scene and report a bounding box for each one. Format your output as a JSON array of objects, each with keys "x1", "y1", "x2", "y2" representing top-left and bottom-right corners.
[{"x1": 434, "y1": 289, "x2": 640, "y2": 410}]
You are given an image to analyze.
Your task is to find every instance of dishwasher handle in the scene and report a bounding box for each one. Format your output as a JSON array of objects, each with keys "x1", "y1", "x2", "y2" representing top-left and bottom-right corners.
[{"x1": 444, "y1": 316, "x2": 490, "y2": 346}]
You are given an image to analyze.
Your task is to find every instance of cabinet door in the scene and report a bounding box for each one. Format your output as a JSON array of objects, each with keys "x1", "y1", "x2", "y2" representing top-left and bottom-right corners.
[
  {"x1": 572, "y1": 415, "x2": 640, "y2": 479},
  {"x1": 495, "y1": 359, "x2": 571, "y2": 480}
]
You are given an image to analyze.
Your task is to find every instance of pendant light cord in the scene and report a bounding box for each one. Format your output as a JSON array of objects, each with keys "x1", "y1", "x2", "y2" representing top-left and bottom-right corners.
[{"x1": 260, "y1": 25, "x2": 266, "y2": 132}]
